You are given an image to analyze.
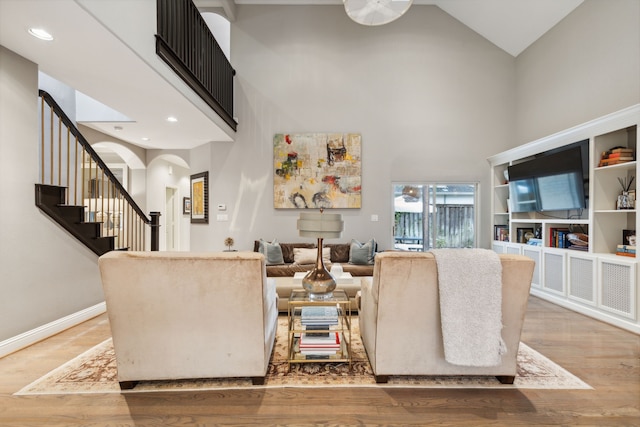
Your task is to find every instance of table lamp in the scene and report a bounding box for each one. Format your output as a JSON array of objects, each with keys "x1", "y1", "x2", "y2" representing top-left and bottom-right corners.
[{"x1": 297, "y1": 209, "x2": 344, "y2": 297}]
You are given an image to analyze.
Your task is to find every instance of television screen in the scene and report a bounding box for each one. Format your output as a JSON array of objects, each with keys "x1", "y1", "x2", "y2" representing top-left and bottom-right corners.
[{"x1": 508, "y1": 143, "x2": 587, "y2": 213}]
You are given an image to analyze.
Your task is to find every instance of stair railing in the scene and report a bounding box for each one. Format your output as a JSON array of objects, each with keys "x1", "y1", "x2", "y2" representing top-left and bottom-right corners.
[
  {"x1": 38, "y1": 89, "x2": 158, "y2": 251},
  {"x1": 156, "y1": 0, "x2": 237, "y2": 131}
]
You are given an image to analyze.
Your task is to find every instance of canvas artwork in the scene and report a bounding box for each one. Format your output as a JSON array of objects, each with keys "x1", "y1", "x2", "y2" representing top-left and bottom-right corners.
[
  {"x1": 190, "y1": 171, "x2": 208, "y2": 223},
  {"x1": 273, "y1": 133, "x2": 362, "y2": 209}
]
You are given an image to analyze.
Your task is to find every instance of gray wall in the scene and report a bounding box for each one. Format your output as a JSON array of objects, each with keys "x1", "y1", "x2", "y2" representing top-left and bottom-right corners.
[
  {"x1": 516, "y1": 0, "x2": 640, "y2": 144},
  {"x1": 0, "y1": 46, "x2": 104, "y2": 341},
  {"x1": 190, "y1": 5, "x2": 517, "y2": 252},
  {"x1": 2, "y1": 0, "x2": 639, "y2": 342}
]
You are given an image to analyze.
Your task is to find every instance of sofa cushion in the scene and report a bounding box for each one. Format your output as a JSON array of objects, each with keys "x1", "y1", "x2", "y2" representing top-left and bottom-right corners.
[
  {"x1": 258, "y1": 239, "x2": 285, "y2": 265},
  {"x1": 280, "y1": 243, "x2": 315, "y2": 263},
  {"x1": 293, "y1": 247, "x2": 331, "y2": 265},
  {"x1": 326, "y1": 243, "x2": 350, "y2": 263},
  {"x1": 349, "y1": 238, "x2": 376, "y2": 265}
]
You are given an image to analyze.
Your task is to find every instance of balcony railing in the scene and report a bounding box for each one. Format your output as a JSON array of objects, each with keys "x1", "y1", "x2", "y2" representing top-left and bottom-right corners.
[{"x1": 156, "y1": 0, "x2": 237, "y2": 131}]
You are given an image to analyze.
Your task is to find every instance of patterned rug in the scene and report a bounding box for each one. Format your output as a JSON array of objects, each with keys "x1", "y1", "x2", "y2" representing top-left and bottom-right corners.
[{"x1": 16, "y1": 317, "x2": 591, "y2": 395}]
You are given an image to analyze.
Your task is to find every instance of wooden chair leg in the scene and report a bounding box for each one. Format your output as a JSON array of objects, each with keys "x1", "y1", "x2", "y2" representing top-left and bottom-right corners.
[
  {"x1": 251, "y1": 376, "x2": 266, "y2": 386},
  {"x1": 496, "y1": 375, "x2": 515, "y2": 384},
  {"x1": 375, "y1": 375, "x2": 389, "y2": 384},
  {"x1": 119, "y1": 380, "x2": 139, "y2": 390}
]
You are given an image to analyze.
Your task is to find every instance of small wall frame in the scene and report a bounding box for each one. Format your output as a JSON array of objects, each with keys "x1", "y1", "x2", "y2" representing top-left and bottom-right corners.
[{"x1": 190, "y1": 172, "x2": 208, "y2": 224}]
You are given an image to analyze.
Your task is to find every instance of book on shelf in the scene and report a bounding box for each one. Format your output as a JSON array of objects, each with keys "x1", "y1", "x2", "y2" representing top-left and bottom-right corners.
[
  {"x1": 300, "y1": 349, "x2": 339, "y2": 355},
  {"x1": 526, "y1": 238, "x2": 543, "y2": 246},
  {"x1": 598, "y1": 157, "x2": 634, "y2": 166},
  {"x1": 303, "y1": 325, "x2": 331, "y2": 338},
  {"x1": 293, "y1": 352, "x2": 342, "y2": 360},
  {"x1": 616, "y1": 244, "x2": 636, "y2": 254},
  {"x1": 548, "y1": 227, "x2": 571, "y2": 248},
  {"x1": 607, "y1": 152, "x2": 633, "y2": 159},
  {"x1": 616, "y1": 251, "x2": 636, "y2": 258},
  {"x1": 301, "y1": 306, "x2": 338, "y2": 319},
  {"x1": 494, "y1": 225, "x2": 509, "y2": 242},
  {"x1": 300, "y1": 332, "x2": 340, "y2": 348},
  {"x1": 301, "y1": 306, "x2": 339, "y2": 326},
  {"x1": 611, "y1": 147, "x2": 634, "y2": 154},
  {"x1": 598, "y1": 147, "x2": 635, "y2": 166}
]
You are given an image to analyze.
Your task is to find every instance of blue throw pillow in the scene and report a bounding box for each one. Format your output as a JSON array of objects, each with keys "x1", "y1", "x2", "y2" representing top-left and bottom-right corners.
[
  {"x1": 258, "y1": 239, "x2": 285, "y2": 265},
  {"x1": 349, "y1": 238, "x2": 376, "y2": 265}
]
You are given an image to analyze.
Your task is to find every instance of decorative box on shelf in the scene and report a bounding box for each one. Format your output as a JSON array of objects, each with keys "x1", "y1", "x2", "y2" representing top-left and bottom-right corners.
[{"x1": 293, "y1": 271, "x2": 355, "y2": 285}]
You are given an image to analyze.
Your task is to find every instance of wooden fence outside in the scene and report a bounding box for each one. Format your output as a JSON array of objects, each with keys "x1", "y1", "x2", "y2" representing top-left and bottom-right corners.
[{"x1": 394, "y1": 205, "x2": 475, "y2": 249}]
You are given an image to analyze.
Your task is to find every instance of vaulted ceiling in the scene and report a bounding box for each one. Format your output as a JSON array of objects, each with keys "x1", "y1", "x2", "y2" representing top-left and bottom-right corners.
[{"x1": 0, "y1": 0, "x2": 583, "y2": 152}]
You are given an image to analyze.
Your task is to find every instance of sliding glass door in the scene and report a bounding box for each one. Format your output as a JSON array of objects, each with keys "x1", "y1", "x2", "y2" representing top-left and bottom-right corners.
[{"x1": 393, "y1": 183, "x2": 478, "y2": 251}]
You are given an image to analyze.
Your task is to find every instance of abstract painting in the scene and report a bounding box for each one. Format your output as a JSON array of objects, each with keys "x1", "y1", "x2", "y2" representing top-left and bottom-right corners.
[
  {"x1": 273, "y1": 133, "x2": 361, "y2": 209},
  {"x1": 190, "y1": 171, "x2": 208, "y2": 223}
]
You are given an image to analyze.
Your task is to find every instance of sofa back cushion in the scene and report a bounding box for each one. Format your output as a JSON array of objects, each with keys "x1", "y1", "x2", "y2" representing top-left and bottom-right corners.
[
  {"x1": 349, "y1": 238, "x2": 376, "y2": 265},
  {"x1": 257, "y1": 239, "x2": 285, "y2": 265},
  {"x1": 326, "y1": 243, "x2": 351, "y2": 263}
]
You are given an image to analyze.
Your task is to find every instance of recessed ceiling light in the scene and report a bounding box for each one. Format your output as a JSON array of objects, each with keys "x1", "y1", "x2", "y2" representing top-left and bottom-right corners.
[
  {"x1": 28, "y1": 28, "x2": 53, "y2": 41},
  {"x1": 142, "y1": 137, "x2": 150, "y2": 141},
  {"x1": 167, "y1": 116, "x2": 178, "y2": 122}
]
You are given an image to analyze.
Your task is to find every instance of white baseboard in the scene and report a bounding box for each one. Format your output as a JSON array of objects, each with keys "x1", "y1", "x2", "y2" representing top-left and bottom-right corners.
[{"x1": 0, "y1": 302, "x2": 107, "y2": 358}]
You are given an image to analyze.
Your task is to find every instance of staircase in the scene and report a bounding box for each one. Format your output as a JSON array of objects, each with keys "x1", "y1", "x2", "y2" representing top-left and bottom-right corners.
[
  {"x1": 36, "y1": 90, "x2": 159, "y2": 256},
  {"x1": 35, "y1": 184, "x2": 118, "y2": 255}
]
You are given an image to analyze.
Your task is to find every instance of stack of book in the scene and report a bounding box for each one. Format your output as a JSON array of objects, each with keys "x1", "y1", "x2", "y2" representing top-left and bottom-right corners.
[
  {"x1": 298, "y1": 306, "x2": 341, "y2": 358},
  {"x1": 616, "y1": 245, "x2": 636, "y2": 257},
  {"x1": 299, "y1": 331, "x2": 341, "y2": 356},
  {"x1": 549, "y1": 227, "x2": 571, "y2": 248},
  {"x1": 300, "y1": 306, "x2": 339, "y2": 326},
  {"x1": 598, "y1": 147, "x2": 635, "y2": 167}
]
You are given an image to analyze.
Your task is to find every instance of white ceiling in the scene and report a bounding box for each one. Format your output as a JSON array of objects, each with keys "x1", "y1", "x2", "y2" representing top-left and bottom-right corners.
[{"x1": 0, "y1": 0, "x2": 583, "y2": 153}]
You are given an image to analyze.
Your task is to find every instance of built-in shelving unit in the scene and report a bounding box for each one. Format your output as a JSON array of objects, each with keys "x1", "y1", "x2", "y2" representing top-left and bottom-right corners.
[{"x1": 488, "y1": 105, "x2": 640, "y2": 334}]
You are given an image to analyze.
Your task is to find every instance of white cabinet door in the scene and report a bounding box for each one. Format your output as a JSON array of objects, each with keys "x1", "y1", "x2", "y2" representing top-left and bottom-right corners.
[
  {"x1": 567, "y1": 253, "x2": 597, "y2": 306},
  {"x1": 543, "y1": 250, "x2": 566, "y2": 296},
  {"x1": 598, "y1": 257, "x2": 637, "y2": 320}
]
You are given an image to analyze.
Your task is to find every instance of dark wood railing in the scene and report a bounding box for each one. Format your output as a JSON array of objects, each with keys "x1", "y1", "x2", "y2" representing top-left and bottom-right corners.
[
  {"x1": 38, "y1": 89, "x2": 159, "y2": 252},
  {"x1": 156, "y1": 0, "x2": 237, "y2": 131}
]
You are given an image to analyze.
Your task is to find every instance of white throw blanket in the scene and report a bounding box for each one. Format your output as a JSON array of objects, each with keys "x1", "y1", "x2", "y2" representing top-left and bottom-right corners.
[{"x1": 431, "y1": 248, "x2": 506, "y2": 367}]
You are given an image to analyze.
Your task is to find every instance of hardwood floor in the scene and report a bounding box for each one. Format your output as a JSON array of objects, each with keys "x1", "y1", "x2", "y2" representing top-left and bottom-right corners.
[{"x1": 0, "y1": 296, "x2": 638, "y2": 426}]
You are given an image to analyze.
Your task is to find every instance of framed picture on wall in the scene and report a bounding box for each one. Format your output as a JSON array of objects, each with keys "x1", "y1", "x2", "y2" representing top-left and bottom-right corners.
[
  {"x1": 190, "y1": 172, "x2": 208, "y2": 224},
  {"x1": 183, "y1": 197, "x2": 191, "y2": 215}
]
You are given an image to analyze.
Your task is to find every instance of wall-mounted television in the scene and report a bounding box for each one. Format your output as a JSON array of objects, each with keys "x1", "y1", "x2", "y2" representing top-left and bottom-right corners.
[{"x1": 508, "y1": 141, "x2": 588, "y2": 213}]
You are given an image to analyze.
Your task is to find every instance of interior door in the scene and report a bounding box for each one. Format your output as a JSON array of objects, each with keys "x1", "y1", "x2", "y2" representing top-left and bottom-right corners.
[{"x1": 165, "y1": 187, "x2": 177, "y2": 250}]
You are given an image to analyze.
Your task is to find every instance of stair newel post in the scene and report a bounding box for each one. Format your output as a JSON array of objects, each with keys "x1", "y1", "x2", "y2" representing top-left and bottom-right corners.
[{"x1": 150, "y1": 211, "x2": 161, "y2": 251}]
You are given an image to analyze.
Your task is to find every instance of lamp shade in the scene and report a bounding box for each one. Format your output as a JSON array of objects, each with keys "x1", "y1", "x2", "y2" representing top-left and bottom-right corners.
[
  {"x1": 297, "y1": 212, "x2": 344, "y2": 239},
  {"x1": 344, "y1": 0, "x2": 413, "y2": 26}
]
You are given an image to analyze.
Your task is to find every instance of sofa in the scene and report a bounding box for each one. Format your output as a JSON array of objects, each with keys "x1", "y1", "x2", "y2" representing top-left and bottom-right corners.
[
  {"x1": 98, "y1": 251, "x2": 278, "y2": 389},
  {"x1": 252, "y1": 240, "x2": 375, "y2": 277},
  {"x1": 253, "y1": 240, "x2": 375, "y2": 311},
  {"x1": 359, "y1": 251, "x2": 534, "y2": 384}
]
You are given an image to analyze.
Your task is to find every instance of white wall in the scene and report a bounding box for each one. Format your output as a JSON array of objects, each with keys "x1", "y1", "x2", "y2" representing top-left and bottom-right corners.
[
  {"x1": 0, "y1": 46, "x2": 104, "y2": 341},
  {"x1": 515, "y1": 0, "x2": 640, "y2": 144},
  {"x1": 146, "y1": 158, "x2": 191, "y2": 250},
  {"x1": 188, "y1": 5, "x2": 516, "y2": 252}
]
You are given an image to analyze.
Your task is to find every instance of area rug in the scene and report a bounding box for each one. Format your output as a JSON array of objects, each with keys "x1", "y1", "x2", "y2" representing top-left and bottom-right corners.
[{"x1": 16, "y1": 317, "x2": 591, "y2": 395}]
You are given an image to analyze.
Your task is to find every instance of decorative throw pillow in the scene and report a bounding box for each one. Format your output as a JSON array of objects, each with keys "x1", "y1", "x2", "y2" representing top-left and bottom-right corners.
[
  {"x1": 349, "y1": 238, "x2": 376, "y2": 265},
  {"x1": 258, "y1": 239, "x2": 285, "y2": 265},
  {"x1": 293, "y1": 247, "x2": 331, "y2": 265}
]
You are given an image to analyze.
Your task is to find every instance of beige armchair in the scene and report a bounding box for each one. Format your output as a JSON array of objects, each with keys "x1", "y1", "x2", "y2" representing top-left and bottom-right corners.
[
  {"x1": 98, "y1": 251, "x2": 278, "y2": 389},
  {"x1": 359, "y1": 251, "x2": 534, "y2": 384}
]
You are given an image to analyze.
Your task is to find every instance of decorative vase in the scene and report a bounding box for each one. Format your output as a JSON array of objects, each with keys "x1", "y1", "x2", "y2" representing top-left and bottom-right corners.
[
  {"x1": 301, "y1": 238, "x2": 336, "y2": 298},
  {"x1": 617, "y1": 191, "x2": 633, "y2": 210}
]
